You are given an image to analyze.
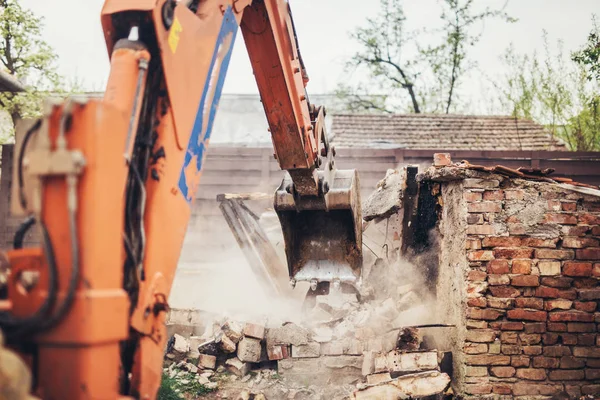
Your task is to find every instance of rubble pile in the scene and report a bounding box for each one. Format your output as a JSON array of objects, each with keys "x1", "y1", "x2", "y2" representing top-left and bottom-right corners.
[{"x1": 163, "y1": 252, "x2": 454, "y2": 399}]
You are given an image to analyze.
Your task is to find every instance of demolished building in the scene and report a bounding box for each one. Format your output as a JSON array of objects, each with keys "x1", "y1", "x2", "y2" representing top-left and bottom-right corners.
[{"x1": 164, "y1": 153, "x2": 600, "y2": 399}]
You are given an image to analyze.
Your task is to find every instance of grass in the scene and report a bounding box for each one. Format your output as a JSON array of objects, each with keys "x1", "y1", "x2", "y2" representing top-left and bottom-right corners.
[{"x1": 157, "y1": 371, "x2": 218, "y2": 399}]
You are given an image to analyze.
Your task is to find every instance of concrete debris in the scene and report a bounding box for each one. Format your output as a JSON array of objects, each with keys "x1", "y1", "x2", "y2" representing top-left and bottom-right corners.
[
  {"x1": 198, "y1": 353, "x2": 217, "y2": 370},
  {"x1": 222, "y1": 321, "x2": 244, "y2": 344},
  {"x1": 171, "y1": 334, "x2": 190, "y2": 359},
  {"x1": 266, "y1": 323, "x2": 312, "y2": 347},
  {"x1": 243, "y1": 322, "x2": 266, "y2": 340},
  {"x1": 226, "y1": 357, "x2": 250, "y2": 378},
  {"x1": 366, "y1": 372, "x2": 392, "y2": 385},
  {"x1": 237, "y1": 337, "x2": 262, "y2": 363},
  {"x1": 291, "y1": 342, "x2": 320, "y2": 358},
  {"x1": 363, "y1": 169, "x2": 405, "y2": 221},
  {"x1": 216, "y1": 331, "x2": 238, "y2": 354},
  {"x1": 354, "y1": 371, "x2": 450, "y2": 399}
]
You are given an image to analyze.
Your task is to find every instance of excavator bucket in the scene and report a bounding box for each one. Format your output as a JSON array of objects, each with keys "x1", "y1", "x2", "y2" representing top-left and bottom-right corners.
[{"x1": 274, "y1": 168, "x2": 363, "y2": 291}]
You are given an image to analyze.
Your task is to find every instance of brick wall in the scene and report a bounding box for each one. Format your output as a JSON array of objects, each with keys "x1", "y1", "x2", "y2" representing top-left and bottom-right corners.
[{"x1": 429, "y1": 168, "x2": 600, "y2": 398}]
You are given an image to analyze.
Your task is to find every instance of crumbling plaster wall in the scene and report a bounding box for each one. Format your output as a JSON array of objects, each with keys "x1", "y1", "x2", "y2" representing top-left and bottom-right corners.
[{"x1": 421, "y1": 165, "x2": 600, "y2": 398}]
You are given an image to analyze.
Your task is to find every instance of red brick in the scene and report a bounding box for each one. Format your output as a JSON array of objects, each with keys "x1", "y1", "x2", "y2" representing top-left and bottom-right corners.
[
  {"x1": 549, "y1": 311, "x2": 595, "y2": 322},
  {"x1": 586, "y1": 369, "x2": 600, "y2": 380},
  {"x1": 507, "y1": 309, "x2": 547, "y2": 322},
  {"x1": 513, "y1": 382, "x2": 564, "y2": 396},
  {"x1": 467, "y1": 238, "x2": 483, "y2": 250},
  {"x1": 593, "y1": 263, "x2": 600, "y2": 277},
  {"x1": 511, "y1": 355, "x2": 530, "y2": 367},
  {"x1": 562, "y1": 261, "x2": 593, "y2": 277},
  {"x1": 468, "y1": 201, "x2": 502, "y2": 213},
  {"x1": 508, "y1": 224, "x2": 526, "y2": 235},
  {"x1": 464, "y1": 191, "x2": 482, "y2": 202},
  {"x1": 483, "y1": 190, "x2": 504, "y2": 201},
  {"x1": 543, "y1": 333, "x2": 559, "y2": 345},
  {"x1": 593, "y1": 226, "x2": 600, "y2": 235},
  {"x1": 549, "y1": 369, "x2": 585, "y2": 381},
  {"x1": 505, "y1": 190, "x2": 525, "y2": 200},
  {"x1": 573, "y1": 346, "x2": 600, "y2": 357},
  {"x1": 516, "y1": 368, "x2": 547, "y2": 381},
  {"x1": 463, "y1": 343, "x2": 488, "y2": 354},
  {"x1": 467, "y1": 307, "x2": 503, "y2": 321},
  {"x1": 544, "y1": 345, "x2": 572, "y2": 357},
  {"x1": 578, "y1": 333, "x2": 596, "y2": 346},
  {"x1": 482, "y1": 236, "x2": 521, "y2": 247},
  {"x1": 511, "y1": 275, "x2": 539, "y2": 287},
  {"x1": 487, "y1": 297, "x2": 513, "y2": 309},
  {"x1": 535, "y1": 249, "x2": 574, "y2": 260},
  {"x1": 574, "y1": 301, "x2": 597, "y2": 312},
  {"x1": 561, "y1": 202, "x2": 577, "y2": 211},
  {"x1": 522, "y1": 237, "x2": 559, "y2": 248},
  {"x1": 583, "y1": 385, "x2": 600, "y2": 395},
  {"x1": 494, "y1": 247, "x2": 534, "y2": 259},
  {"x1": 492, "y1": 384, "x2": 512, "y2": 395},
  {"x1": 499, "y1": 322, "x2": 524, "y2": 331},
  {"x1": 487, "y1": 259, "x2": 510, "y2": 274},
  {"x1": 465, "y1": 354, "x2": 511, "y2": 365},
  {"x1": 560, "y1": 356, "x2": 585, "y2": 369},
  {"x1": 577, "y1": 248, "x2": 600, "y2": 260},
  {"x1": 512, "y1": 259, "x2": 532, "y2": 274},
  {"x1": 547, "y1": 322, "x2": 567, "y2": 332},
  {"x1": 547, "y1": 199, "x2": 561, "y2": 211},
  {"x1": 488, "y1": 274, "x2": 510, "y2": 285},
  {"x1": 433, "y1": 152, "x2": 452, "y2": 166},
  {"x1": 587, "y1": 359, "x2": 600, "y2": 367},
  {"x1": 520, "y1": 334, "x2": 541, "y2": 345},
  {"x1": 467, "y1": 319, "x2": 488, "y2": 329},
  {"x1": 467, "y1": 225, "x2": 496, "y2": 235},
  {"x1": 467, "y1": 297, "x2": 487, "y2": 307},
  {"x1": 467, "y1": 213, "x2": 484, "y2": 224},
  {"x1": 467, "y1": 270, "x2": 487, "y2": 281},
  {"x1": 523, "y1": 346, "x2": 542, "y2": 355},
  {"x1": 489, "y1": 286, "x2": 521, "y2": 298},
  {"x1": 540, "y1": 277, "x2": 573, "y2": 288},
  {"x1": 535, "y1": 286, "x2": 577, "y2": 300},
  {"x1": 500, "y1": 344, "x2": 520, "y2": 355},
  {"x1": 465, "y1": 329, "x2": 497, "y2": 343},
  {"x1": 563, "y1": 225, "x2": 590, "y2": 236},
  {"x1": 567, "y1": 322, "x2": 596, "y2": 332},
  {"x1": 490, "y1": 366, "x2": 515, "y2": 377},
  {"x1": 544, "y1": 300, "x2": 573, "y2": 311},
  {"x1": 464, "y1": 384, "x2": 492, "y2": 395},
  {"x1": 467, "y1": 281, "x2": 489, "y2": 297},
  {"x1": 500, "y1": 331, "x2": 518, "y2": 344},
  {"x1": 561, "y1": 333, "x2": 578, "y2": 345},
  {"x1": 579, "y1": 288, "x2": 600, "y2": 300},
  {"x1": 573, "y1": 277, "x2": 598, "y2": 288},
  {"x1": 544, "y1": 213, "x2": 578, "y2": 225},
  {"x1": 533, "y1": 356, "x2": 559, "y2": 368},
  {"x1": 468, "y1": 250, "x2": 495, "y2": 261},
  {"x1": 563, "y1": 237, "x2": 599, "y2": 248},
  {"x1": 514, "y1": 297, "x2": 543, "y2": 310},
  {"x1": 580, "y1": 213, "x2": 600, "y2": 225},
  {"x1": 524, "y1": 323, "x2": 546, "y2": 333}
]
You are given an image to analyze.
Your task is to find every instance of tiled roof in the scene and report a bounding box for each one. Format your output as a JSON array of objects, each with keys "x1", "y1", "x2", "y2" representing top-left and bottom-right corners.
[{"x1": 330, "y1": 113, "x2": 567, "y2": 151}]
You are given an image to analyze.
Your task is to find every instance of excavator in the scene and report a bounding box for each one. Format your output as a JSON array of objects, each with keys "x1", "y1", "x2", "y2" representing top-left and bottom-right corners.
[{"x1": 0, "y1": 0, "x2": 362, "y2": 398}]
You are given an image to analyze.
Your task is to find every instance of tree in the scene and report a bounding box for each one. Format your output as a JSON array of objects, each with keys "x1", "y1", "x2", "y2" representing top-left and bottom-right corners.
[
  {"x1": 336, "y1": 0, "x2": 515, "y2": 114},
  {"x1": 572, "y1": 15, "x2": 600, "y2": 83},
  {"x1": 0, "y1": 0, "x2": 66, "y2": 142},
  {"x1": 493, "y1": 29, "x2": 600, "y2": 151}
]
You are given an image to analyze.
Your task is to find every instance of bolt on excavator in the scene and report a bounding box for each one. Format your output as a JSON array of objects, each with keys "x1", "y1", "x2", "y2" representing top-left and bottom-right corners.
[{"x1": 0, "y1": 0, "x2": 362, "y2": 398}]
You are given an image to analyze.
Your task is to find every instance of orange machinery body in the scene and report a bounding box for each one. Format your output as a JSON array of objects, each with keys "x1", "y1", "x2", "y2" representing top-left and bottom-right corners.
[{"x1": 0, "y1": 0, "x2": 362, "y2": 399}]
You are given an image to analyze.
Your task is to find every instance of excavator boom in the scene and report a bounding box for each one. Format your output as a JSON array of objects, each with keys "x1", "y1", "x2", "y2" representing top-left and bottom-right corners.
[{"x1": 0, "y1": 0, "x2": 362, "y2": 399}]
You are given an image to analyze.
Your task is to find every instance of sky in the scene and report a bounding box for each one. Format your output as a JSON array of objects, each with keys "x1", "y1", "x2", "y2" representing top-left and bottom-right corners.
[{"x1": 18, "y1": 0, "x2": 599, "y2": 106}]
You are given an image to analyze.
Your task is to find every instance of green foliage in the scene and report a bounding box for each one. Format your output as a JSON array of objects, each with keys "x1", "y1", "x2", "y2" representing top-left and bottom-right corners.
[
  {"x1": 572, "y1": 15, "x2": 600, "y2": 83},
  {"x1": 158, "y1": 371, "x2": 217, "y2": 399},
  {"x1": 337, "y1": 0, "x2": 515, "y2": 114},
  {"x1": 493, "y1": 28, "x2": 600, "y2": 151},
  {"x1": 0, "y1": 0, "x2": 80, "y2": 143}
]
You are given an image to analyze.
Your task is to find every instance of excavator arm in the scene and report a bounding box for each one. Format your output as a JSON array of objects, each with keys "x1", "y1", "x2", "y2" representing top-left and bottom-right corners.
[{"x1": 0, "y1": 0, "x2": 362, "y2": 399}]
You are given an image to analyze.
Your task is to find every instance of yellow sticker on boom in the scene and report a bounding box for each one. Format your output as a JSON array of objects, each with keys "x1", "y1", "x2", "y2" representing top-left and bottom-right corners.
[{"x1": 168, "y1": 17, "x2": 183, "y2": 53}]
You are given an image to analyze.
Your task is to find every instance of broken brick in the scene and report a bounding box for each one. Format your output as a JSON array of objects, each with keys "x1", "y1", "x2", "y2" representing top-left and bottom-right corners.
[
  {"x1": 544, "y1": 300, "x2": 573, "y2": 311},
  {"x1": 563, "y1": 237, "x2": 599, "y2": 249},
  {"x1": 467, "y1": 307, "x2": 503, "y2": 321},
  {"x1": 482, "y1": 236, "x2": 521, "y2": 247},
  {"x1": 521, "y1": 237, "x2": 559, "y2": 248},
  {"x1": 489, "y1": 286, "x2": 520, "y2": 298}
]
